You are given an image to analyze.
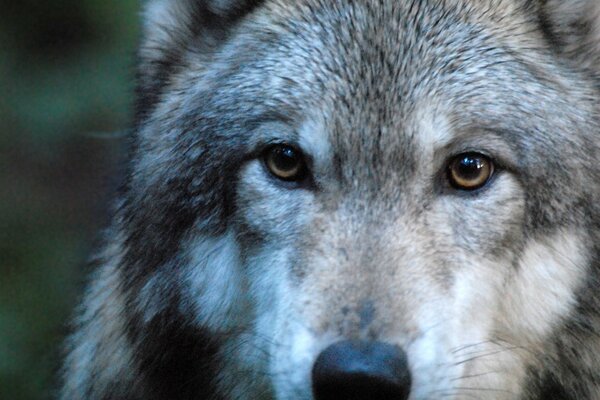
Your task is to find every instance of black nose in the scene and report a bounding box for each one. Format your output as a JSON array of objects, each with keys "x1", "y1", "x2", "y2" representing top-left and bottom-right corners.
[{"x1": 311, "y1": 340, "x2": 411, "y2": 400}]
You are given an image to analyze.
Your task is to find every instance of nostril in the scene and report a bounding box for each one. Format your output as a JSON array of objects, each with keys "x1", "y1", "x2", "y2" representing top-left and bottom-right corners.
[{"x1": 312, "y1": 340, "x2": 411, "y2": 400}]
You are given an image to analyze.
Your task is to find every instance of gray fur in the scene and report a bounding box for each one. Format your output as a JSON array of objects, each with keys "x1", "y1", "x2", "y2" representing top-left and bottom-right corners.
[{"x1": 61, "y1": 0, "x2": 600, "y2": 399}]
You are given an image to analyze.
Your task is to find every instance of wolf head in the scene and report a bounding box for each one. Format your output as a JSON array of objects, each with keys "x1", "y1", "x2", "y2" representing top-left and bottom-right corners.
[{"x1": 62, "y1": 1, "x2": 600, "y2": 399}]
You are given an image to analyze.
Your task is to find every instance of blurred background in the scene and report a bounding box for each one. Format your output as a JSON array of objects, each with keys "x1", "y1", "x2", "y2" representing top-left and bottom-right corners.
[{"x1": 1, "y1": 1, "x2": 139, "y2": 398}]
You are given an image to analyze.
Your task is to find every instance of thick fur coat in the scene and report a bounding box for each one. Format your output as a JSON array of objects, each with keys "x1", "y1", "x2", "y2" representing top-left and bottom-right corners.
[{"x1": 61, "y1": 1, "x2": 600, "y2": 399}]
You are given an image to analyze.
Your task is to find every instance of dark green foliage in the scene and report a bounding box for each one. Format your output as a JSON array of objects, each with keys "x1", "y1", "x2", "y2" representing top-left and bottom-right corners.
[{"x1": 0, "y1": 1, "x2": 138, "y2": 398}]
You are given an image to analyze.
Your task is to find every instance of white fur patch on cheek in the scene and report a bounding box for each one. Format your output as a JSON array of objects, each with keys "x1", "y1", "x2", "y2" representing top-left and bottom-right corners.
[
  {"x1": 270, "y1": 319, "x2": 321, "y2": 400},
  {"x1": 500, "y1": 230, "x2": 588, "y2": 341},
  {"x1": 183, "y1": 231, "x2": 246, "y2": 331},
  {"x1": 407, "y1": 324, "x2": 453, "y2": 400},
  {"x1": 209, "y1": 248, "x2": 293, "y2": 400},
  {"x1": 243, "y1": 248, "x2": 321, "y2": 400}
]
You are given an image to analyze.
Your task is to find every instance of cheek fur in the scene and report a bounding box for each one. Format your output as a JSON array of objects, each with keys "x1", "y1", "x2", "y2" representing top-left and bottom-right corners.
[
  {"x1": 235, "y1": 162, "x2": 315, "y2": 239},
  {"x1": 438, "y1": 174, "x2": 525, "y2": 253},
  {"x1": 498, "y1": 230, "x2": 589, "y2": 343}
]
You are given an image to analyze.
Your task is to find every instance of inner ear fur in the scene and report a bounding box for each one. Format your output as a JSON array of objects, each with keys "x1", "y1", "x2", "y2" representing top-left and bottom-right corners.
[{"x1": 541, "y1": 0, "x2": 600, "y2": 71}]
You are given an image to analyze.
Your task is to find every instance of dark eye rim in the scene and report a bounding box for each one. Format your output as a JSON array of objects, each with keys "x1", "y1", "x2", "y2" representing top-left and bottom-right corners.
[
  {"x1": 262, "y1": 143, "x2": 309, "y2": 183},
  {"x1": 446, "y1": 152, "x2": 496, "y2": 192}
]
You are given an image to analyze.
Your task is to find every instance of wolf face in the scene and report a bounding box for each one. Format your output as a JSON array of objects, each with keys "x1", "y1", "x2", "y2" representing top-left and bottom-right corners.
[{"x1": 61, "y1": 1, "x2": 600, "y2": 399}]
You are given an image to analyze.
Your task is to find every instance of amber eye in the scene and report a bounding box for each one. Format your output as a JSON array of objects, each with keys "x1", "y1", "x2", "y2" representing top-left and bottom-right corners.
[
  {"x1": 448, "y1": 153, "x2": 494, "y2": 190},
  {"x1": 264, "y1": 144, "x2": 307, "y2": 181}
]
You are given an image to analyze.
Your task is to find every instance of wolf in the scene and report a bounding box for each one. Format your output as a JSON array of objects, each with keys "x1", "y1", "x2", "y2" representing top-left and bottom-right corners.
[{"x1": 60, "y1": 0, "x2": 600, "y2": 399}]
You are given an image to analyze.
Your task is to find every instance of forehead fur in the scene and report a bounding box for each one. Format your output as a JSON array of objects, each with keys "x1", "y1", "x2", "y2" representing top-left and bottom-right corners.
[{"x1": 140, "y1": 0, "x2": 599, "y2": 178}]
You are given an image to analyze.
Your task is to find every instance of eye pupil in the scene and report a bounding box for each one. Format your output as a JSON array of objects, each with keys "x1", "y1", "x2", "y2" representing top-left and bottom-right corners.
[
  {"x1": 448, "y1": 153, "x2": 494, "y2": 190},
  {"x1": 457, "y1": 156, "x2": 485, "y2": 179},
  {"x1": 273, "y1": 146, "x2": 298, "y2": 170},
  {"x1": 264, "y1": 144, "x2": 306, "y2": 181}
]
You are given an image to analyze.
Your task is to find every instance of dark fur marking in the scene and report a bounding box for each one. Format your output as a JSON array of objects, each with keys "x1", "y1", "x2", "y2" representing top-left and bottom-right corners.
[
  {"x1": 526, "y1": 372, "x2": 575, "y2": 400},
  {"x1": 121, "y1": 147, "x2": 240, "y2": 291},
  {"x1": 129, "y1": 305, "x2": 225, "y2": 400},
  {"x1": 535, "y1": 0, "x2": 564, "y2": 51},
  {"x1": 122, "y1": 180, "x2": 198, "y2": 276}
]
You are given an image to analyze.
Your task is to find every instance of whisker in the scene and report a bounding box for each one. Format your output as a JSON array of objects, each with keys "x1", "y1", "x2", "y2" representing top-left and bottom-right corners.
[{"x1": 451, "y1": 369, "x2": 504, "y2": 382}]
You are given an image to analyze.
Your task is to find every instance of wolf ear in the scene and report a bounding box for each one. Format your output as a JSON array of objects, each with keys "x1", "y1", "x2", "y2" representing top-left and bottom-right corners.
[
  {"x1": 136, "y1": 0, "x2": 261, "y2": 122},
  {"x1": 541, "y1": 0, "x2": 600, "y2": 70}
]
